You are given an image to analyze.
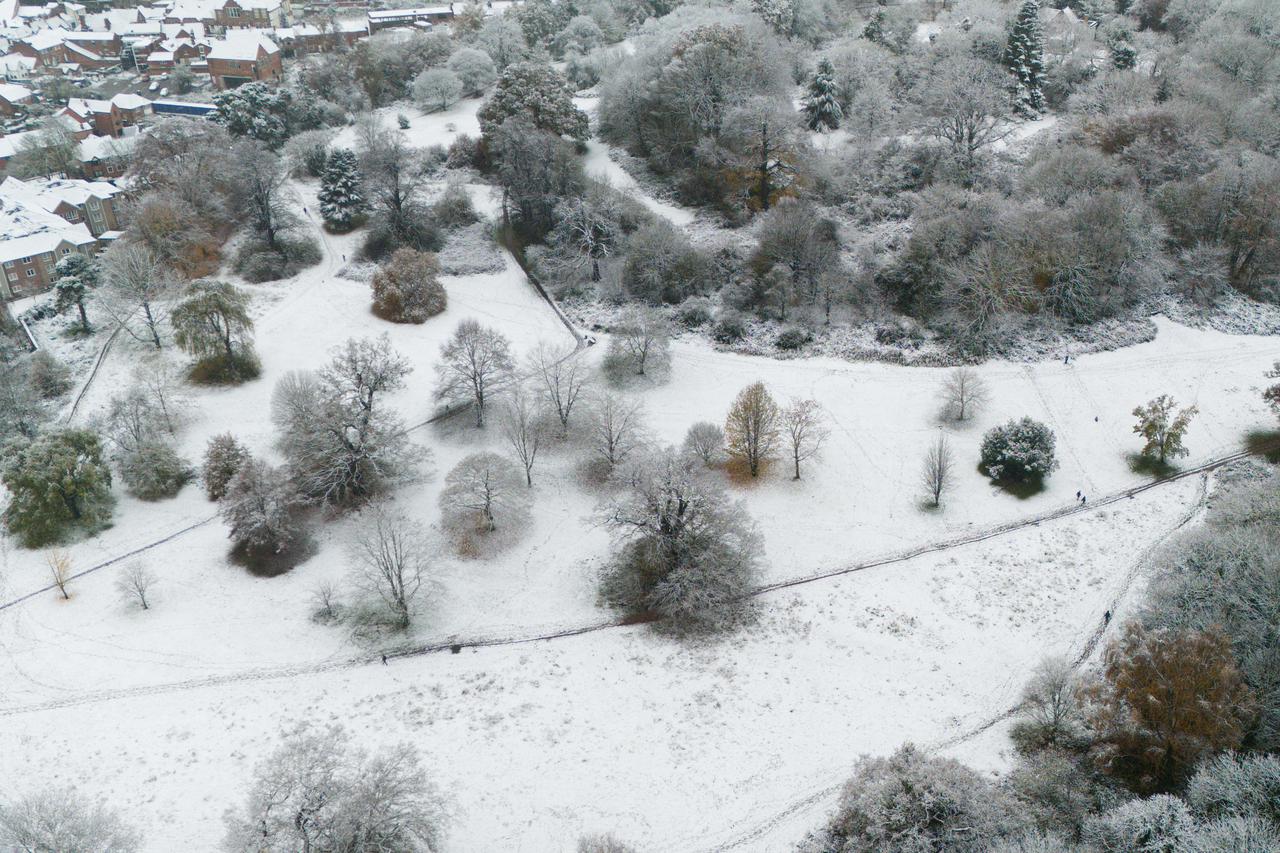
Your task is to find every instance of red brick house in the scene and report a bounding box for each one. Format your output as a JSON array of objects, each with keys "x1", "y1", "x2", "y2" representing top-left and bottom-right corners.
[
  {"x1": 64, "y1": 94, "x2": 151, "y2": 138},
  {"x1": 0, "y1": 83, "x2": 33, "y2": 116},
  {"x1": 214, "y1": 0, "x2": 290, "y2": 29},
  {"x1": 206, "y1": 31, "x2": 280, "y2": 89},
  {"x1": 12, "y1": 30, "x2": 67, "y2": 68},
  {"x1": 0, "y1": 175, "x2": 122, "y2": 237}
]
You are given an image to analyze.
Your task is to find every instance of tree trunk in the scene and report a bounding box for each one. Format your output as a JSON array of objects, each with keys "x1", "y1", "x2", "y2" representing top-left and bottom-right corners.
[
  {"x1": 793, "y1": 452, "x2": 801, "y2": 480},
  {"x1": 77, "y1": 300, "x2": 90, "y2": 333},
  {"x1": 591, "y1": 256, "x2": 600, "y2": 282},
  {"x1": 143, "y1": 301, "x2": 161, "y2": 349}
]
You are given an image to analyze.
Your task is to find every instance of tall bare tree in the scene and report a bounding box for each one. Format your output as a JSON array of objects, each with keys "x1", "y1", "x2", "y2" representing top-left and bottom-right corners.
[
  {"x1": 434, "y1": 320, "x2": 515, "y2": 427},
  {"x1": 781, "y1": 398, "x2": 829, "y2": 480},
  {"x1": 115, "y1": 560, "x2": 157, "y2": 611},
  {"x1": 352, "y1": 507, "x2": 429, "y2": 628},
  {"x1": 921, "y1": 433, "x2": 954, "y2": 507},
  {"x1": 605, "y1": 306, "x2": 671, "y2": 379},
  {"x1": 500, "y1": 388, "x2": 547, "y2": 487},
  {"x1": 440, "y1": 452, "x2": 525, "y2": 533},
  {"x1": 531, "y1": 341, "x2": 588, "y2": 437},
  {"x1": 101, "y1": 242, "x2": 174, "y2": 350},
  {"x1": 588, "y1": 393, "x2": 645, "y2": 474},
  {"x1": 942, "y1": 367, "x2": 989, "y2": 422}
]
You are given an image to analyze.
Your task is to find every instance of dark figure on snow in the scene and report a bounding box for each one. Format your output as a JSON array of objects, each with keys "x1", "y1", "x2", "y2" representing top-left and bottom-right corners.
[
  {"x1": 1081, "y1": 495, "x2": 1087, "y2": 505},
  {"x1": 1076, "y1": 490, "x2": 1081, "y2": 500},
  {"x1": 1104, "y1": 610, "x2": 1112, "y2": 624},
  {"x1": 381, "y1": 654, "x2": 388, "y2": 665}
]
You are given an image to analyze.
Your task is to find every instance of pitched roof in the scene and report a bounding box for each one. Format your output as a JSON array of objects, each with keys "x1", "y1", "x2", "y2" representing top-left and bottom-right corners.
[
  {"x1": 0, "y1": 187, "x2": 96, "y2": 263},
  {"x1": 206, "y1": 29, "x2": 275, "y2": 60},
  {"x1": 20, "y1": 27, "x2": 63, "y2": 49},
  {"x1": 0, "y1": 82, "x2": 32, "y2": 101}
]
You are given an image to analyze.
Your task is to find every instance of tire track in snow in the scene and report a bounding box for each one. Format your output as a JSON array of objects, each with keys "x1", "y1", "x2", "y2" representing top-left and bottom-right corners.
[{"x1": 0, "y1": 444, "x2": 1269, "y2": 718}]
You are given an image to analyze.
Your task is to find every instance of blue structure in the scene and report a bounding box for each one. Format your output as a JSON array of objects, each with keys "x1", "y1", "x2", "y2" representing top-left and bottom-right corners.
[{"x1": 151, "y1": 99, "x2": 216, "y2": 117}]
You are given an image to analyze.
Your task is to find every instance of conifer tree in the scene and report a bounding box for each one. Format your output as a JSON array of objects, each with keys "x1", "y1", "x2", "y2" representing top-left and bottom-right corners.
[
  {"x1": 1004, "y1": 0, "x2": 1046, "y2": 118},
  {"x1": 802, "y1": 58, "x2": 844, "y2": 132},
  {"x1": 53, "y1": 253, "x2": 99, "y2": 334},
  {"x1": 318, "y1": 148, "x2": 366, "y2": 233}
]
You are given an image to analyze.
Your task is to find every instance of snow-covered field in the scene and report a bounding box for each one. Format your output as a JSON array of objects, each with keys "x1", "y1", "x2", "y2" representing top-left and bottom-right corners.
[{"x1": 2, "y1": 96, "x2": 1278, "y2": 852}]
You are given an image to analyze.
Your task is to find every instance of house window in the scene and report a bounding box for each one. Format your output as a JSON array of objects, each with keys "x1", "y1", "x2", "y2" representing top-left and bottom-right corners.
[
  {"x1": 61, "y1": 247, "x2": 71, "y2": 254},
  {"x1": 26, "y1": 268, "x2": 35, "y2": 277},
  {"x1": 2, "y1": 261, "x2": 12, "y2": 268},
  {"x1": 41, "y1": 252, "x2": 52, "y2": 261},
  {"x1": 20, "y1": 256, "x2": 31, "y2": 263},
  {"x1": 6, "y1": 273, "x2": 16, "y2": 282},
  {"x1": 227, "y1": 6, "x2": 240, "y2": 15}
]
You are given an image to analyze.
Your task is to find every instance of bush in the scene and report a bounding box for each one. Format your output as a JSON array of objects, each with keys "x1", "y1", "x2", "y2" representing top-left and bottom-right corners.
[
  {"x1": 1185, "y1": 753, "x2": 1280, "y2": 826},
  {"x1": 677, "y1": 297, "x2": 713, "y2": 328},
  {"x1": 370, "y1": 249, "x2": 447, "y2": 323},
  {"x1": 26, "y1": 351, "x2": 71, "y2": 398},
  {"x1": 1083, "y1": 795, "x2": 1192, "y2": 853},
  {"x1": 775, "y1": 326, "x2": 813, "y2": 351},
  {"x1": 980, "y1": 418, "x2": 1059, "y2": 483},
  {"x1": 810, "y1": 744, "x2": 1025, "y2": 852},
  {"x1": 1, "y1": 429, "x2": 113, "y2": 546},
  {"x1": 202, "y1": 433, "x2": 249, "y2": 501},
  {"x1": 620, "y1": 222, "x2": 713, "y2": 304},
  {"x1": 432, "y1": 182, "x2": 478, "y2": 229},
  {"x1": 712, "y1": 312, "x2": 747, "y2": 344},
  {"x1": 446, "y1": 133, "x2": 481, "y2": 169},
  {"x1": 361, "y1": 213, "x2": 444, "y2": 262},
  {"x1": 188, "y1": 351, "x2": 262, "y2": 385},
  {"x1": 233, "y1": 234, "x2": 323, "y2": 283},
  {"x1": 119, "y1": 442, "x2": 193, "y2": 501}
]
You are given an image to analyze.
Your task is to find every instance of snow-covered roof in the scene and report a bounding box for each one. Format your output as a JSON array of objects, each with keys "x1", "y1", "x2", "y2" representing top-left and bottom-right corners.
[
  {"x1": 111, "y1": 92, "x2": 149, "y2": 110},
  {"x1": 0, "y1": 0, "x2": 17, "y2": 22},
  {"x1": 0, "y1": 81, "x2": 30, "y2": 100},
  {"x1": 63, "y1": 41, "x2": 103, "y2": 61},
  {"x1": 368, "y1": 5, "x2": 452, "y2": 20},
  {"x1": 146, "y1": 48, "x2": 172, "y2": 61},
  {"x1": 77, "y1": 130, "x2": 136, "y2": 161},
  {"x1": 0, "y1": 191, "x2": 95, "y2": 263},
  {"x1": 228, "y1": 0, "x2": 283, "y2": 10},
  {"x1": 1, "y1": 174, "x2": 119, "y2": 210},
  {"x1": 206, "y1": 29, "x2": 275, "y2": 60},
  {"x1": 63, "y1": 30, "x2": 118, "y2": 42},
  {"x1": 67, "y1": 95, "x2": 110, "y2": 114},
  {"x1": 0, "y1": 50, "x2": 36, "y2": 70},
  {"x1": 20, "y1": 27, "x2": 63, "y2": 50}
]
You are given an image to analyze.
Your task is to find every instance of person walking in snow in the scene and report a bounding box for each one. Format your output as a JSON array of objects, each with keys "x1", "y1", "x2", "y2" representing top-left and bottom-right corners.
[{"x1": 381, "y1": 654, "x2": 388, "y2": 666}]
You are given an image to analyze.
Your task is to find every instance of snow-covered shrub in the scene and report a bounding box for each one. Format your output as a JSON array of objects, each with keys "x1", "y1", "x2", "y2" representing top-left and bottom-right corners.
[
  {"x1": 775, "y1": 326, "x2": 813, "y2": 351},
  {"x1": 620, "y1": 222, "x2": 713, "y2": 305},
  {"x1": 598, "y1": 448, "x2": 761, "y2": 631},
  {"x1": 677, "y1": 297, "x2": 713, "y2": 328},
  {"x1": 220, "y1": 458, "x2": 304, "y2": 561},
  {"x1": 432, "y1": 182, "x2": 478, "y2": 229},
  {"x1": 283, "y1": 128, "x2": 334, "y2": 178},
  {"x1": 233, "y1": 233, "x2": 322, "y2": 283},
  {"x1": 370, "y1": 248, "x2": 447, "y2": 324},
  {"x1": 577, "y1": 834, "x2": 637, "y2": 853},
  {"x1": 1184, "y1": 752, "x2": 1280, "y2": 826},
  {"x1": 1083, "y1": 795, "x2": 1193, "y2": 853},
  {"x1": 806, "y1": 744, "x2": 1025, "y2": 853},
  {"x1": 413, "y1": 68, "x2": 462, "y2": 112},
  {"x1": 26, "y1": 350, "x2": 71, "y2": 398},
  {"x1": 446, "y1": 133, "x2": 481, "y2": 169},
  {"x1": 439, "y1": 452, "x2": 529, "y2": 556},
  {"x1": 712, "y1": 312, "x2": 747, "y2": 344},
  {"x1": 980, "y1": 417, "x2": 1059, "y2": 482},
  {"x1": 1007, "y1": 749, "x2": 1121, "y2": 843},
  {"x1": 0, "y1": 787, "x2": 139, "y2": 852},
  {"x1": 1176, "y1": 816, "x2": 1280, "y2": 853},
  {"x1": 202, "y1": 433, "x2": 249, "y2": 501},
  {"x1": 224, "y1": 724, "x2": 443, "y2": 852},
  {"x1": 1009, "y1": 656, "x2": 1089, "y2": 754},
  {"x1": 120, "y1": 442, "x2": 193, "y2": 501}
]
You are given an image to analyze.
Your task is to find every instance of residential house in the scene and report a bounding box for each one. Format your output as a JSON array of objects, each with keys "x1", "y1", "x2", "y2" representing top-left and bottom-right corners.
[
  {"x1": 0, "y1": 173, "x2": 120, "y2": 236},
  {"x1": 62, "y1": 29, "x2": 121, "y2": 57},
  {"x1": 0, "y1": 52, "x2": 36, "y2": 79},
  {"x1": 0, "y1": 80, "x2": 31, "y2": 114},
  {"x1": 206, "y1": 29, "x2": 279, "y2": 88},
  {"x1": 12, "y1": 27, "x2": 65, "y2": 67},
  {"x1": 64, "y1": 93, "x2": 151, "y2": 138},
  {"x1": 214, "y1": 0, "x2": 290, "y2": 29},
  {"x1": 0, "y1": 191, "x2": 96, "y2": 299},
  {"x1": 75, "y1": 131, "x2": 134, "y2": 179},
  {"x1": 271, "y1": 19, "x2": 363, "y2": 56}
]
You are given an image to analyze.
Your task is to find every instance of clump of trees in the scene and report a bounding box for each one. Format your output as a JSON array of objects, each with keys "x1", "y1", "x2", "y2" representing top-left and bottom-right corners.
[
  {"x1": 219, "y1": 457, "x2": 305, "y2": 567},
  {"x1": 202, "y1": 433, "x2": 249, "y2": 501},
  {"x1": 223, "y1": 723, "x2": 443, "y2": 852},
  {"x1": 980, "y1": 417, "x2": 1058, "y2": 484},
  {"x1": 598, "y1": 448, "x2": 761, "y2": 631},
  {"x1": 370, "y1": 248, "x2": 447, "y2": 323},
  {"x1": 0, "y1": 788, "x2": 139, "y2": 852}
]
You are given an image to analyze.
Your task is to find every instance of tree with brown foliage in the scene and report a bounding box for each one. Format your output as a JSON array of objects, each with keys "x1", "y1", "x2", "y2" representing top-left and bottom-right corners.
[
  {"x1": 1084, "y1": 623, "x2": 1255, "y2": 794},
  {"x1": 725, "y1": 382, "x2": 780, "y2": 478},
  {"x1": 370, "y1": 248, "x2": 446, "y2": 323}
]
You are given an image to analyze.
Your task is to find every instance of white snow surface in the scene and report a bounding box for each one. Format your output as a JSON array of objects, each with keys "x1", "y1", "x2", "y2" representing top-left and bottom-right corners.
[{"x1": 1, "y1": 93, "x2": 1278, "y2": 852}]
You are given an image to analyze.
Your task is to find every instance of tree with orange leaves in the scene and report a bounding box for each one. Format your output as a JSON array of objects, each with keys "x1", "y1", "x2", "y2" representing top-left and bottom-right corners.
[{"x1": 1084, "y1": 623, "x2": 1255, "y2": 794}]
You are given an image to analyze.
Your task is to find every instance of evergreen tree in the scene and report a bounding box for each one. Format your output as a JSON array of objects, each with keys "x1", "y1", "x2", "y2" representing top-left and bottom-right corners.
[
  {"x1": 802, "y1": 58, "x2": 844, "y2": 132},
  {"x1": 1, "y1": 429, "x2": 113, "y2": 547},
  {"x1": 1004, "y1": 0, "x2": 1046, "y2": 118},
  {"x1": 53, "y1": 253, "x2": 99, "y2": 334},
  {"x1": 318, "y1": 148, "x2": 366, "y2": 233}
]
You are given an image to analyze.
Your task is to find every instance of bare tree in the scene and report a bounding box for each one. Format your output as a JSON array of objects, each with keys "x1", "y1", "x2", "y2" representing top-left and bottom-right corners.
[
  {"x1": 683, "y1": 422, "x2": 725, "y2": 467},
  {"x1": 921, "y1": 433, "x2": 954, "y2": 508},
  {"x1": 440, "y1": 452, "x2": 526, "y2": 533},
  {"x1": 588, "y1": 393, "x2": 645, "y2": 475},
  {"x1": 434, "y1": 319, "x2": 515, "y2": 427},
  {"x1": 942, "y1": 367, "x2": 989, "y2": 422},
  {"x1": 352, "y1": 507, "x2": 429, "y2": 628},
  {"x1": 220, "y1": 458, "x2": 303, "y2": 556},
  {"x1": 918, "y1": 55, "x2": 1013, "y2": 166},
  {"x1": 530, "y1": 341, "x2": 588, "y2": 437},
  {"x1": 725, "y1": 382, "x2": 781, "y2": 478},
  {"x1": 46, "y1": 549, "x2": 72, "y2": 600},
  {"x1": 232, "y1": 142, "x2": 300, "y2": 251},
  {"x1": 312, "y1": 579, "x2": 340, "y2": 621},
  {"x1": 781, "y1": 398, "x2": 829, "y2": 480},
  {"x1": 115, "y1": 560, "x2": 157, "y2": 610},
  {"x1": 1010, "y1": 655, "x2": 1087, "y2": 752},
  {"x1": 134, "y1": 363, "x2": 188, "y2": 435},
  {"x1": 604, "y1": 306, "x2": 671, "y2": 379},
  {"x1": 500, "y1": 388, "x2": 547, "y2": 487},
  {"x1": 101, "y1": 242, "x2": 174, "y2": 350}
]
